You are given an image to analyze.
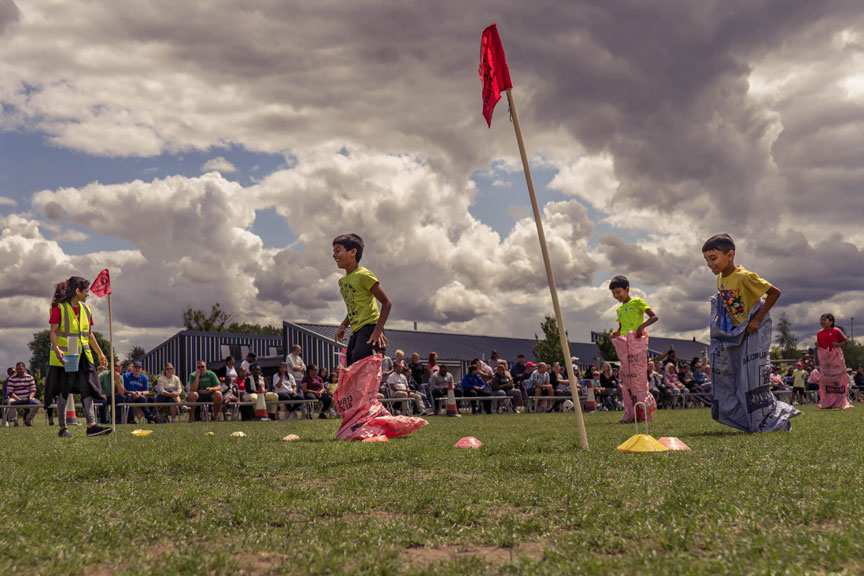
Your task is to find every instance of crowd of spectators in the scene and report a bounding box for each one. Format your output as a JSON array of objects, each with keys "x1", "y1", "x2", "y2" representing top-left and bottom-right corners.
[{"x1": 4, "y1": 346, "x2": 864, "y2": 425}]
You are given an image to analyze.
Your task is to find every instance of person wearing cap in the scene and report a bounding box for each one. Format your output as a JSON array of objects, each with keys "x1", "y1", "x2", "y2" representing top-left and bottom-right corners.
[
  {"x1": 123, "y1": 361, "x2": 155, "y2": 424},
  {"x1": 791, "y1": 362, "x2": 808, "y2": 405},
  {"x1": 519, "y1": 361, "x2": 536, "y2": 407},
  {"x1": 241, "y1": 352, "x2": 256, "y2": 373}
]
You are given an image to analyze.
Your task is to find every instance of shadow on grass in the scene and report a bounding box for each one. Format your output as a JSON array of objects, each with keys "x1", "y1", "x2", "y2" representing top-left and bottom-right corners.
[{"x1": 687, "y1": 429, "x2": 745, "y2": 438}]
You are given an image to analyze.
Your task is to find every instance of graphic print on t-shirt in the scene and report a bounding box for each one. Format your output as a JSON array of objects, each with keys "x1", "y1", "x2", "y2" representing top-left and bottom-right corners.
[{"x1": 719, "y1": 288, "x2": 745, "y2": 321}]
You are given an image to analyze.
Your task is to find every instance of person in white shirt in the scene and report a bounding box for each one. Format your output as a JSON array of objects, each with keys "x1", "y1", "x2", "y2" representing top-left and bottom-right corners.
[
  {"x1": 387, "y1": 362, "x2": 430, "y2": 416},
  {"x1": 273, "y1": 361, "x2": 302, "y2": 419},
  {"x1": 286, "y1": 345, "x2": 306, "y2": 383}
]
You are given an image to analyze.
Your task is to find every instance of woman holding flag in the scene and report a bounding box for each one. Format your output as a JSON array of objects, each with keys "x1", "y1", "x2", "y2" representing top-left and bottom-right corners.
[{"x1": 44, "y1": 275, "x2": 112, "y2": 437}]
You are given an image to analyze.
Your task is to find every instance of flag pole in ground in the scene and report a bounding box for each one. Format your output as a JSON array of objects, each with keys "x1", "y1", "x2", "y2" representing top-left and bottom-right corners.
[
  {"x1": 480, "y1": 24, "x2": 589, "y2": 450},
  {"x1": 90, "y1": 269, "x2": 114, "y2": 429}
]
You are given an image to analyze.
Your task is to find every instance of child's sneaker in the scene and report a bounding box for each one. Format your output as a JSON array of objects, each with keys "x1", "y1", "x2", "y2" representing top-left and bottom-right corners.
[{"x1": 58, "y1": 428, "x2": 72, "y2": 438}]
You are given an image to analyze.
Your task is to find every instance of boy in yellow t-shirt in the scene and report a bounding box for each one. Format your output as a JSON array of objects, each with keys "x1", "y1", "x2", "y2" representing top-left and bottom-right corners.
[
  {"x1": 333, "y1": 233, "x2": 392, "y2": 366},
  {"x1": 702, "y1": 234, "x2": 781, "y2": 334},
  {"x1": 609, "y1": 275, "x2": 658, "y2": 338}
]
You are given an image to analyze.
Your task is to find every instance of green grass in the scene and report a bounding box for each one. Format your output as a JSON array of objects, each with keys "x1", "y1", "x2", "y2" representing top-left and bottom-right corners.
[{"x1": 1, "y1": 406, "x2": 863, "y2": 575}]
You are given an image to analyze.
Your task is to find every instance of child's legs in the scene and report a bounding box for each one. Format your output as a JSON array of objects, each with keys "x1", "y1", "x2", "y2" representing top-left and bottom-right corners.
[{"x1": 347, "y1": 324, "x2": 378, "y2": 366}]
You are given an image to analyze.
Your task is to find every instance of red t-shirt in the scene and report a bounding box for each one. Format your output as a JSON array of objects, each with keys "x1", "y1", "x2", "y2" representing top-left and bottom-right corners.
[
  {"x1": 49, "y1": 305, "x2": 95, "y2": 327},
  {"x1": 817, "y1": 327, "x2": 845, "y2": 350}
]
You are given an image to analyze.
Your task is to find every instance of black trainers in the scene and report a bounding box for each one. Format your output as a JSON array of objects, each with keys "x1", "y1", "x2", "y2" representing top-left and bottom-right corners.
[
  {"x1": 58, "y1": 428, "x2": 72, "y2": 438},
  {"x1": 86, "y1": 425, "x2": 113, "y2": 437},
  {"x1": 24, "y1": 421, "x2": 32, "y2": 427}
]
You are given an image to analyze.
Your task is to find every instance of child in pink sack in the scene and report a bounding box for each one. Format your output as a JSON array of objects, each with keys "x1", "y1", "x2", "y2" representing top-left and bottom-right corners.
[
  {"x1": 609, "y1": 275, "x2": 659, "y2": 422},
  {"x1": 816, "y1": 313, "x2": 853, "y2": 410}
]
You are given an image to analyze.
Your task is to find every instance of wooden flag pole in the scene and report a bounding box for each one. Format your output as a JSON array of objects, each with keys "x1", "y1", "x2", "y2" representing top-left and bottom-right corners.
[
  {"x1": 505, "y1": 88, "x2": 589, "y2": 450},
  {"x1": 108, "y1": 293, "x2": 116, "y2": 430}
]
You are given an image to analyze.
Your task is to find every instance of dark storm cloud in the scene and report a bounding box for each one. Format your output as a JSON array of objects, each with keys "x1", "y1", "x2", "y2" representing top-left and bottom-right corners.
[{"x1": 0, "y1": 0, "x2": 19, "y2": 35}]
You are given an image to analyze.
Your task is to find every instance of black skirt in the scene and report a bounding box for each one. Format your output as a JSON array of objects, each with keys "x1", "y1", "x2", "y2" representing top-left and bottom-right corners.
[{"x1": 43, "y1": 353, "x2": 103, "y2": 401}]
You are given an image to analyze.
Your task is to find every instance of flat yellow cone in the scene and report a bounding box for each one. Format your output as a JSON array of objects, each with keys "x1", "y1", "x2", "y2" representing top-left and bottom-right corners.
[
  {"x1": 617, "y1": 434, "x2": 668, "y2": 453},
  {"x1": 131, "y1": 429, "x2": 153, "y2": 437}
]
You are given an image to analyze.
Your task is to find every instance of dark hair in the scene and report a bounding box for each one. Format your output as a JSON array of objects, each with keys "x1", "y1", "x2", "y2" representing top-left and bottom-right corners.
[
  {"x1": 609, "y1": 275, "x2": 629, "y2": 290},
  {"x1": 15, "y1": 361, "x2": 25, "y2": 369},
  {"x1": 702, "y1": 234, "x2": 735, "y2": 254},
  {"x1": 246, "y1": 352, "x2": 256, "y2": 359},
  {"x1": 51, "y1": 276, "x2": 90, "y2": 308},
  {"x1": 225, "y1": 355, "x2": 234, "y2": 362},
  {"x1": 249, "y1": 363, "x2": 260, "y2": 372},
  {"x1": 333, "y1": 233, "x2": 364, "y2": 262},
  {"x1": 821, "y1": 313, "x2": 835, "y2": 328},
  {"x1": 6, "y1": 367, "x2": 13, "y2": 375},
  {"x1": 306, "y1": 364, "x2": 318, "y2": 374}
]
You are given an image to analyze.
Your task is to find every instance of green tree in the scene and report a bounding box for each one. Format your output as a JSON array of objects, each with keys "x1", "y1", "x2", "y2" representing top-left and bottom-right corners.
[
  {"x1": 226, "y1": 322, "x2": 281, "y2": 335},
  {"x1": 773, "y1": 312, "x2": 799, "y2": 360},
  {"x1": 126, "y1": 345, "x2": 146, "y2": 363},
  {"x1": 842, "y1": 338, "x2": 864, "y2": 369},
  {"x1": 596, "y1": 330, "x2": 619, "y2": 362},
  {"x1": 532, "y1": 315, "x2": 568, "y2": 366},
  {"x1": 182, "y1": 303, "x2": 232, "y2": 332}
]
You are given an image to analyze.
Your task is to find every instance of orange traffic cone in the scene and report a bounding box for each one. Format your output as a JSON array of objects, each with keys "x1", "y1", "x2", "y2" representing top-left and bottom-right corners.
[
  {"x1": 445, "y1": 384, "x2": 460, "y2": 417},
  {"x1": 585, "y1": 382, "x2": 596, "y2": 412},
  {"x1": 254, "y1": 393, "x2": 269, "y2": 421},
  {"x1": 65, "y1": 395, "x2": 79, "y2": 426}
]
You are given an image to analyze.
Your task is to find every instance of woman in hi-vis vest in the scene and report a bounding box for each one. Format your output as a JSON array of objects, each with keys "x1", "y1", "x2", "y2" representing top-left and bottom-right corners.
[{"x1": 44, "y1": 276, "x2": 111, "y2": 437}]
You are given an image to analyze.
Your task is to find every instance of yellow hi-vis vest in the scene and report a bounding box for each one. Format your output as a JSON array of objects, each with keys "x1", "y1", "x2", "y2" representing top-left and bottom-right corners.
[{"x1": 49, "y1": 302, "x2": 95, "y2": 367}]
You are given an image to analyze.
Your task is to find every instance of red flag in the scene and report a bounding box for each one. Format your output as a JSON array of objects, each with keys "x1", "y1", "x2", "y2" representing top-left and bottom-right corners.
[
  {"x1": 478, "y1": 24, "x2": 513, "y2": 127},
  {"x1": 90, "y1": 269, "x2": 111, "y2": 297}
]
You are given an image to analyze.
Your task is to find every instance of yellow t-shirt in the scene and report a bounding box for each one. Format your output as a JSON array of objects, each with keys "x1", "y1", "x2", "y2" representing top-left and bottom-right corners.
[
  {"x1": 616, "y1": 297, "x2": 650, "y2": 335},
  {"x1": 792, "y1": 369, "x2": 807, "y2": 389},
  {"x1": 338, "y1": 266, "x2": 381, "y2": 330},
  {"x1": 717, "y1": 266, "x2": 773, "y2": 327}
]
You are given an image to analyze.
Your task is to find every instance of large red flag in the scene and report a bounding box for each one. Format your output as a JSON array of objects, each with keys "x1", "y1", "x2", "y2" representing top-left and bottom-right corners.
[
  {"x1": 90, "y1": 269, "x2": 111, "y2": 297},
  {"x1": 479, "y1": 24, "x2": 513, "y2": 127}
]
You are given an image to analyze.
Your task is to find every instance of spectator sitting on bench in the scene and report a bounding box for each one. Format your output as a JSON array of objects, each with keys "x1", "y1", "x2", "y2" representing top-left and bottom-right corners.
[
  {"x1": 302, "y1": 364, "x2": 332, "y2": 419},
  {"x1": 273, "y1": 361, "x2": 302, "y2": 420},
  {"x1": 854, "y1": 366, "x2": 864, "y2": 403},
  {"x1": 551, "y1": 362, "x2": 570, "y2": 411},
  {"x1": 186, "y1": 360, "x2": 223, "y2": 422},
  {"x1": 429, "y1": 365, "x2": 455, "y2": 413},
  {"x1": 388, "y1": 361, "x2": 430, "y2": 416},
  {"x1": 662, "y1": 362, "x2": 687, "y2": 406},
  {"x1": 97, "y1": 362, "x2": 126, "y2": 425},
  {"x1": 4, "y1": 362, "x2": 41, "y2": 427},
  {"x1": 491, "y1": 361, "x2": 521, "y2": 413},
  {"x1": 461, "y1": 364, "x2": 490, "y2": 414},
  {"x1": 155, "y1": 363, "x2": 184, "y2": 422},
  {"x1": 244, "y1": 363, "x2": 278, "y2": 421},
  {"x1": 647, "y1": 361, "x2": 663, "y2": 405},
  {"x1": 598, "y1": 363, "x2": 622, "y2": 411},
  {"x1": 527, "y1": 362, "x2": 555, "y2": 413},
  {"x1": 123, "y1": 361, "x2": 155, "y2": 424}
]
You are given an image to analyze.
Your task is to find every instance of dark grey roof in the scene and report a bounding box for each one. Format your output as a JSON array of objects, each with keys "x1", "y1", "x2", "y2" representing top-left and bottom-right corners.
[
  {"x1": 291, "y1": 322, "x2": 602, "y2": 364},
  {"x1": 646, "y1": 336, "x2": 709, "y2": 361}
]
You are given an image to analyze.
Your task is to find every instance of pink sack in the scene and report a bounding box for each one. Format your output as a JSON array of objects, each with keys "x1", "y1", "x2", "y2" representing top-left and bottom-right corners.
[
  {"x1": 612, "y1": 332, "x2": 657, "y2": 423},
  {"x1": 816, "y1": 347, "x2": 854, "y2": 410},
  {"x1": 454, "y1": 436, "x2": 483, "y2": 448},
  {"x1": 333, "y1": 354, "x2": 428, "y2": 440}
]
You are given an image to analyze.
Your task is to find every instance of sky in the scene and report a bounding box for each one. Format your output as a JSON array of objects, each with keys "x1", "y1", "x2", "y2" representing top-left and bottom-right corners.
[{"x1": 2, "y1": 0, "x2": 864, "y2": 366}]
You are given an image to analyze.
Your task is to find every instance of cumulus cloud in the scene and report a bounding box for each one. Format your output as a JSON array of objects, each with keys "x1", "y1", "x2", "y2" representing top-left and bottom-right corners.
[
  {"x1": 201, "y1": 156, "x2": 237, "y2": 174},
  {"x1": 1, "y1": 0, "x2": 864, "y2": 364},
  {"x1": 0, "y1": 195, "x2": 16, "y2": 206}
]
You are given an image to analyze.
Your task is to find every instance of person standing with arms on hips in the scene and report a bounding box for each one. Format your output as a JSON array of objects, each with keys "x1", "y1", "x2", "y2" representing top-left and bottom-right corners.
[{"x1": 44, "y1": 276, "x2": 111, "y2": 437}]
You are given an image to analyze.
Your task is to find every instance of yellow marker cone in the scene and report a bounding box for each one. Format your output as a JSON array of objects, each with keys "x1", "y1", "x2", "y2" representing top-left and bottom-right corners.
[
  {"x1": 617, "y1": 402, "x2": 668, "y2": 454},
  {"x1": 131, "y1": 429, "x2": 153, "y2": 436},
  {"x1": 65, "y1": 395, "x2": 79, "y2": 426}
]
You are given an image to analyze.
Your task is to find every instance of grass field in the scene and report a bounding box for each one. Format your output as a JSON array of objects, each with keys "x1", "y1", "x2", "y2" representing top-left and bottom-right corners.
[{"x1": 1, "y1": 405, "x2": 863, "y2": 575}]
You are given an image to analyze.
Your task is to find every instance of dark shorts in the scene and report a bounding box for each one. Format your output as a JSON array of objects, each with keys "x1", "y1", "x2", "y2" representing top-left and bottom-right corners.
[
  {"x1": 196, "y1": 391, "x2": 216, "y2": 403},
  {"x1": 346, "y1": 323, "x2": 382, "y2": 366}
]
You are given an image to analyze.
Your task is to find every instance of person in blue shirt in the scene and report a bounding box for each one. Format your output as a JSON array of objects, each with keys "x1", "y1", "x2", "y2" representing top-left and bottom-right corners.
[
  {"x1": 123, "y1": 361, "x2": 155, "y2": 424},
  {"x1": 460, "y1": 365, "x2": 489, "y2": 414}
]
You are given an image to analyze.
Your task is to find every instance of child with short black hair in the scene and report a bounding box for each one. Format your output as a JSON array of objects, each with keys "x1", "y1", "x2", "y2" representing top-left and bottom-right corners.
[
  {"x1": 609, "y1": 274, "x2": 658, "y2": 422},
  {"x1": 702, "y1": 234, "x2": 799, "y2": 432},
  {"x1": 333, "y1": 233, "x2": 392, "y2": 366}
]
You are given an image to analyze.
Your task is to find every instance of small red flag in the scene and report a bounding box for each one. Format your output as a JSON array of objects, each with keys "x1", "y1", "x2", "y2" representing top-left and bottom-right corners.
[
  {"x1": 90, "y1": 269, "x2": 111, "y2": 297},
  {"x1": 479, "y1": 24, "x2": 513, "y2": 127}
]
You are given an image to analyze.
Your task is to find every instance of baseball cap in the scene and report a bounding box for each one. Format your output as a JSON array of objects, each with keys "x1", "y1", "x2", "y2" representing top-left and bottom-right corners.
[
  {"x1": 525, "y1": 361, "x2": 536, "y2": 368},
  {"x1": 132, "y1": 361, "x2": 143, "y2": 367}
]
